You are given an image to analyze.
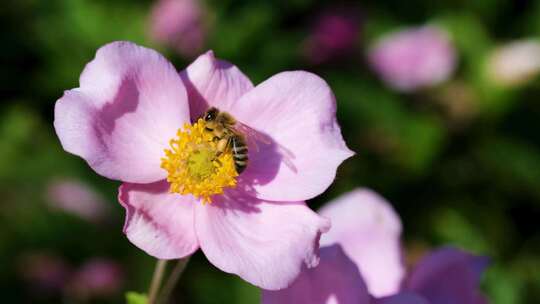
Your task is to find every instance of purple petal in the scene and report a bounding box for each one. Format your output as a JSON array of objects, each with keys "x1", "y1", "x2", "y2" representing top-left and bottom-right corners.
[
  {"x1": 318, "y1": 189, "x2": 405, "y2": 297},
  {"x1": 405, "y1": 247, "x2": 490, "y2": 304},
  {"x1": 303, "y1": 11, "x2": 360, "y2": 64},
  {"x1": 262, "y1": 245, "x2": 371, "y2": 304},
  {"x1": 373, "y1": 292, "x2": 430, "y2": 304}
]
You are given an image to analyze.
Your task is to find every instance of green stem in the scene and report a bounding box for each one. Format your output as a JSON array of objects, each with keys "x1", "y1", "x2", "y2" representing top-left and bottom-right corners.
[
  {"x1": 157, "y1": 256, "x2": 191, "y2": 304},
  {"x1": 147, "y1": 259, "x2": 168, "y2": 304}
]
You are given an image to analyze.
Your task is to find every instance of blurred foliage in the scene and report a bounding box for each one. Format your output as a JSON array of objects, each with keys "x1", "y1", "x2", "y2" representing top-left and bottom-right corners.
[
  {"x1": 1, "y1": 0, "x2": 540, "y2": 303},
  {"x1": 125, "y1": 292, "x2": 148, "y2": 304}
]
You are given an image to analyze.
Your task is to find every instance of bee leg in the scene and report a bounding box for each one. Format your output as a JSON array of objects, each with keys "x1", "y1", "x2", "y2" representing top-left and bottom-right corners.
[{"x1": 216, "y1": 137, "x2": 230, "y2": 157}]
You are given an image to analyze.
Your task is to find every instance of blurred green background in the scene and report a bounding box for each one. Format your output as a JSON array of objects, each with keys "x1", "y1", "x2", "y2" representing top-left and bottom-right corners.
[{"x1": 1, "y1": 0, "x2": 540, "y2": 303}]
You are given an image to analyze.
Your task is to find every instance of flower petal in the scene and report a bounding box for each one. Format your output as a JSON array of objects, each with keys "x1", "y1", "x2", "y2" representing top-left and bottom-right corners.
[
  {"x1": 261, "y1": 244, "x2": 370, "y2": 304},
  {"x1": 118, "y1": 181, "x2": 198, "y2": 259},
  {"x1": 373, "y1": 292, "x2": 430, "y2": 304},
  {"x1": 194, "y1": 191, "x2": 330, "y2": 289},
  {"x1": 368, "y1": 26, "x2": 456, "y2": 92},
  {"x1": 231, "y1": 71, "x2": 353, "y2": 201},
  {"x1": 179, "y1": 51, "x2": 254, "y2": 120},
  {"x1": 318, "y1": 189, "x2": 405, "y2": 297},
  {"x1": 405, "y1": 247, "x2": 490, "y2": 304},
  {"x1": 54, "y1": 41, "x2": 190, "y2": 183},
  {"x1": 150, "y1": 0, "x2": 206, "y2": 57}
]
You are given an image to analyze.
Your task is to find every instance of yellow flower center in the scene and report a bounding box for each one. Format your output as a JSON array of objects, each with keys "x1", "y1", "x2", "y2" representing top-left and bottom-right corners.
[{"x1": 161, "y1": 119, "x2": 238, "y2": 203}]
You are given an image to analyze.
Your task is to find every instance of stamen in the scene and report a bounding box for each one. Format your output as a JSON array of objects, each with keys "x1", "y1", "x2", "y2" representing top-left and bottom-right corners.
[{"x1": 161, "y1": 119, "x2": 238, "y2": 203}]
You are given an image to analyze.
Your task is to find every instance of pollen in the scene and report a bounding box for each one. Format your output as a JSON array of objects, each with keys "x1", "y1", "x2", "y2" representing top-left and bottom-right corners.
[{"x1": 161, "y1": 119, "x2": 238, "y2": 203}]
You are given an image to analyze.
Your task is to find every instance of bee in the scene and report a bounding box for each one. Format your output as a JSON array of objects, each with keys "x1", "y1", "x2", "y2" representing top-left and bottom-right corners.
[{"x1": 202, "y1": 107, "x2": 249, "y2": 174}]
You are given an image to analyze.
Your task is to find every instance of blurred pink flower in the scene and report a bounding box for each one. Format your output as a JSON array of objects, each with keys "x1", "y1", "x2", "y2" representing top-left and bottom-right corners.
[
  {"x1": 487, "y1": 39, "x2": 540, "y2": 87},
  {"x1": 263, "y1": 244, "x2": 371, "y2": 304},
  {"x1": 303, "y1": 12, "x2": 360, "y2": 64},
  {"x1": 318, "y1": 189, "x2": 405, "y2": 297},
  {"x1": 404, "y1": 247, "x2": 490, "y2": 304},
  {"x1": 368, "y1": 26, "x2": 456, "y2": 92},
  {"x1": 68, "y1": 259, "x2": 124, "y2": 299},
  {"x1": 150, "y1": 0, "x2": 206, "y2": 57},
  {"x1": 54, "y1": 41, "x2": 352, "y2": 289},
  {"x1": 262, "y1": 188, "x2": 489, "y2": 304},
  {"x1": 46, "y1": 179, "x2": 108, "y2": 223},
  {"x1": 18, "y1": 253, "x2": 71, "y2": 294}
]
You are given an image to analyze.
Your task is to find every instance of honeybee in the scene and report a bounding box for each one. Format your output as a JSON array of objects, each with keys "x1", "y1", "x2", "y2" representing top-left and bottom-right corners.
[{"x1": 202, "y1": 107, "x2": 249, "y2": 174}]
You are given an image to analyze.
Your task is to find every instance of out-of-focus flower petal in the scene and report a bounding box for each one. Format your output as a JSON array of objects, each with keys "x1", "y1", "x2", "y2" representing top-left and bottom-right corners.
[
  {"x1": 373, "y1": 292, "x2": 430, "y2": 304},
  {"x1": 368, "y1": 26, "x2": 456, "y2": 92},
  {"x1": 194, "y1": 191, "x2": 330, "y2": 289},
  {"x1": 261, "y1": 245, "x2": 370, "y2": 304},
  {"x1": 46, "y1": 179, "x2": 108, "y2": 223},
  {"x1": 318, "y1": 189, "x2": 405, "y2": 297},
  {"x1": 404, "y1": 247, "x2": 490, "y2": 304},
  {"x1": 150, "y1": 0, "x2": 206, "y2": 57},
  {"x1": 487, "y1": 39, "x2": 540, "y2": 87},
  {"x1": 230, "y1": 71, "x2": 353, "y2": 202},
  {"x1": 179, "y1": 50, "x2": 254, "y2": 120},
  {"x1": 118, "y1": 181, "x2": 199, "y2": 259},
  {"x1": 303, "y1": 11, "x2": 360, "y2": 64},
  {"x1": 54, "y1": 41, "x2": 190, "y2": 183},
  {"x1": 69, "y1": 259, "x2": 123, "y2": 299}
]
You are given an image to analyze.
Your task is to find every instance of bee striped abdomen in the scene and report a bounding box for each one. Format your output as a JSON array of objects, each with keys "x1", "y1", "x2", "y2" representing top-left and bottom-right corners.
[{"x1": 231, "y1": 135, "x2": 248, "y2": 174}]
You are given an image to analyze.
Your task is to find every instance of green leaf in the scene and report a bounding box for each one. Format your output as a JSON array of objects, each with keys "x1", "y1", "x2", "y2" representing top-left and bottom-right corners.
[{"x1": 125, "y1": 291, "x2": 148, "y2": 304}]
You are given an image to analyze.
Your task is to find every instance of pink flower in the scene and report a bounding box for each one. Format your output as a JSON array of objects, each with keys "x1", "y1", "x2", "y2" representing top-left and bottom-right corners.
[
  {"x1": 404, "y1": 247, "x2": 490, "y2": 304},
  {"x1": 150, "y1": 0, "x2": 206, "y2": 57},
  {"x1": 303, "y1": 11, "x2": 360, "y2": 64},
  {"x1": 368, "y1": 26, "x2": 456, "y2": 92},
  {"x1": 263, "y1": 244, "x2": 371, "y2": 304},
  {"x1": 67, "y1": 259, "x2": 124, "y2": 299},
  {"x1": 262, "y1": 244, "x2": 428, "y2": 304},
  {"x1": 262, "y1": 189, "x2": 489, "y2": 303},
  {"x1": 46, "y1": 178, "x2": 108, "y2": 223},
  {"x1": 53, "y1": 41, "x2": 352, "y2": 289}
]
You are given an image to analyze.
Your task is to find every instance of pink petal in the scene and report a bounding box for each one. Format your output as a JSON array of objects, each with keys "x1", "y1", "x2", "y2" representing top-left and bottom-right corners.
[
  {"x1": 405, "y1": 247, "x2": 490, "y2": 304},
  {"x1": 118, "y1": 181, "x2": 199, "y2": 259},
  {"x1": 318, "y1": 189, "x2": 405, "y2": 297},
  {"x1": 54, "y1": 41, "x2": 190, "y2": 183},
  {"x1": 194, "y1": 191, "x2": 330, "y2": 289},
  {"x1": 69, "y1": 259, "x2": 124, "y2": 298},
  {"x1": 368, "y1": 26, "x2": 456, "y2": 92},
  {"x1": 179, "y1": 51, "x2": 254, "y2": 120},
  {"x1": 46, "y1": 179, "x2": 108, "y2": 223},
  {"x1": 373, "y1": 292, "x2": 429, "y2": 304},
  {"x1": 261, "y1": 244, "x2": 370, "y2": 304},
  {"x1": 230, "y1": 71, "x2": 353, "y2": 201}
]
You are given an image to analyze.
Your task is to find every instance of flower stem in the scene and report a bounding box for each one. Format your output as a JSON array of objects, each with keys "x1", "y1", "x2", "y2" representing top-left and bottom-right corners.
[
  {"x1": 157, "y1": 256, "x2": 191, "y2": 304},
  {"x1": 148, "y1": 259, "x2": 168, "y2": 304}
]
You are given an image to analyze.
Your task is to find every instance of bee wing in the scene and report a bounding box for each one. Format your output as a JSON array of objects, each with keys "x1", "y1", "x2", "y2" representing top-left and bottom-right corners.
[{"x1": 235, "y1": 122, "x2": 271, "y2": 153}]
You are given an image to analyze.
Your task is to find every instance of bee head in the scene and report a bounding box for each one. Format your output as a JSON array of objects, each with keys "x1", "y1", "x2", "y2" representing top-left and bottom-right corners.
[{"x1": 204, "y1": 107, "x2": 219, "y2": 122}]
